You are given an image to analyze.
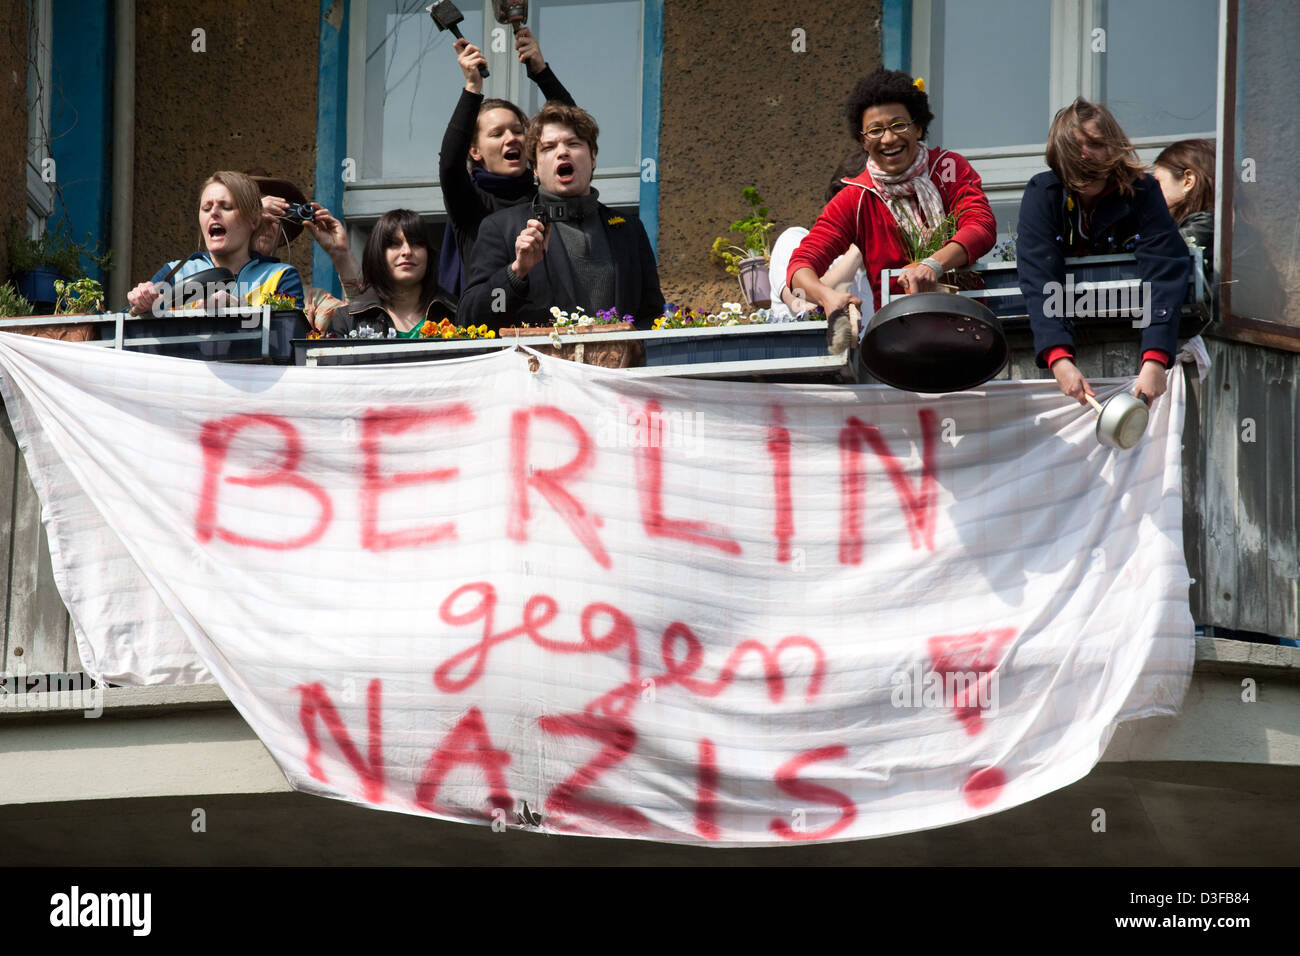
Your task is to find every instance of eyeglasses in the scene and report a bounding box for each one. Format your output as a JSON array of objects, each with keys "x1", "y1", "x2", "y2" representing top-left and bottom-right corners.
[{"x1": 861, "y1": 120, "x2": 916, "y2": 141}]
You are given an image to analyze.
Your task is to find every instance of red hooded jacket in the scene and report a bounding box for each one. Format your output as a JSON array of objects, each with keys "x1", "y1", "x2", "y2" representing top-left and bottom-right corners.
[{"x1": 787, "y1": 146, "x2": 996, "y2": 312}]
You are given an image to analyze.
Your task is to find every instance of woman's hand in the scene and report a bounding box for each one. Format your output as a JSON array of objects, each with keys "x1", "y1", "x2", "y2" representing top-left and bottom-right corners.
[
  {"x1": 303, "y1": 205, "x2": 348, "y2": 259},
  {"x1": 512, "y1": 219, "x2": 549, "y2": 277},
  {"x1": 1052, "y1": 358, "x2": 1095, "y2": 405},
  {"x1": 515, "y1": 27, "x2": 545, "y2": 73},
  {"x1": 1134, "y1": 359, "x2": 1167, "y2": 408},
  {"x1": 127, "y1": 281, "x2": 162, "y2": 314},
  {"x1": 898, "y1": 261, "x2": 939, "y2": 294},
  {"x1": 454, "y1": 38, "x2": 487, "y2": 93},
  {"x1": 819, "y1": 286, "x2": 862, "y2": 319}
]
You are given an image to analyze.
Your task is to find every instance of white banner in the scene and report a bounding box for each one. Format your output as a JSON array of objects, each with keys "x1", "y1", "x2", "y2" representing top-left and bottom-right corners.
[{"x1": 0, "y1": 334, "x2": 1193, "y2": 845}]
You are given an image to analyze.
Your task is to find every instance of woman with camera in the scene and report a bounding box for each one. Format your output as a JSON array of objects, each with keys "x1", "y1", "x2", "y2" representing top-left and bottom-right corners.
[{"x1": 126, "y1": 170, "x2": 303, "y2": 313}]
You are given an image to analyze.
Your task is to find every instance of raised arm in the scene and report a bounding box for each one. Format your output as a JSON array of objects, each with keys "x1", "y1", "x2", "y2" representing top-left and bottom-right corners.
[
  {"x1": 439, "y1": 40, "x2": 495, "y2": 241},
  {"x1": 517, "y1": 27, "x2": 576, "y2": 106}
]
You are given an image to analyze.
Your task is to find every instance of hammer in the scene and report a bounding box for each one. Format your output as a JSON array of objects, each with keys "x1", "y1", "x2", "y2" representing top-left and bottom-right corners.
[{"x1": 427, "y1": 1, "x2": 488, "y2": 77}]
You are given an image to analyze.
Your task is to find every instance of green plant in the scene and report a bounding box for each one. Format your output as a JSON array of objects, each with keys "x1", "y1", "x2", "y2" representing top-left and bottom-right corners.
[
  {"x1": 896, "y1": 212, "x2": 959, "y2": 266},
  {"x1": 0, "y1": 281, "x2": 34, "y2": 318},
  {"x1": 261, "y1": 292, "x2": 300, "y2": 311},
  {"x1": 710, "y1": 187, "x2": 775, "y2": 275},
  {"x1": 53, "y1": 277, "x2": 104, "y2": 315},
  {"x1": 8, "y1": 220, "x2": 112, "y2": 280}
]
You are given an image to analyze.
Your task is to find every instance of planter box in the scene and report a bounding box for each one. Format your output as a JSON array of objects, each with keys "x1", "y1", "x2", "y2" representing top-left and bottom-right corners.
[
  {"x1": 498, "y1": 323, "x2": 640, "y2": 368},
  {"x1": 292, "y1": 337, "x2": 490, "y2": 367},
  {"x1": 117, "y1": 309, "x2": 306, "y2": 362},
  {"x1": 642, "y1": 323, "x2": 826, "y2": 367},
  {"x1": 3, "y1": 316, "x2": 96, "y2": 342}
]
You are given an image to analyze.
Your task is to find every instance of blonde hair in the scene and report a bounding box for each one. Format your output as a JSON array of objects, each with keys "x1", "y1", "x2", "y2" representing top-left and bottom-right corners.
[
  {"x1": 198, "y1": 171, "x2": 264, "y2": 253},
  {"x1": 1045, "y1": 98, "x2": 1145, "y2": 198}
]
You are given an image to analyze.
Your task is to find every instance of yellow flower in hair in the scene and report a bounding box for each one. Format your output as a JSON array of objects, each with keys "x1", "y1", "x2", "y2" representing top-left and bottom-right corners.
[{"x1": 913, "y1": 76, "x2": 925, "y2": 92}]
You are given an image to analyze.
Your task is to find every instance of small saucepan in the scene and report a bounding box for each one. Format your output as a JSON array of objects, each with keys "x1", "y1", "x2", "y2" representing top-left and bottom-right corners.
[{"x1": 1086, "y1": 392, "x2": 1150, "y2": 450}]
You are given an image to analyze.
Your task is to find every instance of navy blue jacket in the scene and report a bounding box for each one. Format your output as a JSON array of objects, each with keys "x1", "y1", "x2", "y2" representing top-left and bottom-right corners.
[{"x1": 1016, "y1": 171, "x2": 1190, "y2": 367}]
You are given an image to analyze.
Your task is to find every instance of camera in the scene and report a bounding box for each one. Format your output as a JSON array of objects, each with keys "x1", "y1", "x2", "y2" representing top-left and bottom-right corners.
[
  {"x1": 530, "y1": 200, "x2": 567, "y2": 225},
  {"x1": 283, "y1": 201, "x2": 316, "y2": 224}
]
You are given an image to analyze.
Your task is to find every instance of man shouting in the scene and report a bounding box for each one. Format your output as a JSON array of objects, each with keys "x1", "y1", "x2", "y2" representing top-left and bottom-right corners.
[{"x1": 459, "y1": 102, "x2": 664, "y2": 330}]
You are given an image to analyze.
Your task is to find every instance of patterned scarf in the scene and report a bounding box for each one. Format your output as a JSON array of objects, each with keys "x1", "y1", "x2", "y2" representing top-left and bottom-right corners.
[{"x1": 865, "y1": 144, "x2": 947, "y2": 240}]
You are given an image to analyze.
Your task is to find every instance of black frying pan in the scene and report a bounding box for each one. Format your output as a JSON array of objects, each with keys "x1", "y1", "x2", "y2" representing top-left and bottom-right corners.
[{"x1": 860, "y1": 291, "x2": 1009, "y2": 392}]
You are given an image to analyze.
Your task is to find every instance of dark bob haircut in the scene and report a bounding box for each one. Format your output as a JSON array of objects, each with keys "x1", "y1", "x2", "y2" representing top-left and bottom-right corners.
[
  {"x1": 361, "y1": 208, "x2": 440, "y2": 307},
  {"x1": 844, "y1": 68, "x2": 935, "y2": 142}
]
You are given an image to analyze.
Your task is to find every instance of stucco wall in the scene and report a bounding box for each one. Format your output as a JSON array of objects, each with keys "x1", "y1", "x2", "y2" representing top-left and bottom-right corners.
[
  {"x1": 130, "y1": 2, "x2": 319, "y2": 289},
  {"x1": 0, "y1": 3, "x2": 31, "y2": 281},
  {"x1": 657, "y1": 0, "x2": 882, "y2": 309},
  {"x1": 1235, "y1": 0, "x2": 1300, "y2": 330}
]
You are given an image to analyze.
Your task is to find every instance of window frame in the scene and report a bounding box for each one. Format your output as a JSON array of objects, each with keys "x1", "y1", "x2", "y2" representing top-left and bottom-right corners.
[
  {"x1": 342, "y1": 0, "x2": 645, "y2": 225},
  {"x1": 909, "y1": 0, "x2": 1216, "y2": 238},
  {"x1": 26, "y1": 0, "x2": 54, "y2": 235}
]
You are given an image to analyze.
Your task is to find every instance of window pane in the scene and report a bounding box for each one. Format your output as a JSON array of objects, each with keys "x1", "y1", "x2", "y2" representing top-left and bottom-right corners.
[
  {"x1": 1099, "y1": 0, "x2": 1217, "y2": 137},
  {"x1": 931, "y1": 0, "x2": 1050, "y2": 150},
  {"x1": 363, "y1": 1, "x2": 483, "y2": 179},
  {"x1": 524, "y1": 0, "x2": 643, "y2": 171}
]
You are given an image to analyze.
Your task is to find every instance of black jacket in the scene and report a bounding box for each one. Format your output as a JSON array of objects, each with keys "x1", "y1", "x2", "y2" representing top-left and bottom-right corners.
[
  {"x1": 1017, "y1": 171, "x2": 1191, "y2": 366},
  {"x1": 459, "y1": 201, "x2": 665, "y2": 330},
  {"x1": 438, "y1": 65, "x2": 575, "y2": 295}
]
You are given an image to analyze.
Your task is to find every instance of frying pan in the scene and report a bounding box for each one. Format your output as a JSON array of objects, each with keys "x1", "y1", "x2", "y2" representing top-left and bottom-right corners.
[{"x1": 859, "y1": 291, "x2": 1008, "y2": 392}]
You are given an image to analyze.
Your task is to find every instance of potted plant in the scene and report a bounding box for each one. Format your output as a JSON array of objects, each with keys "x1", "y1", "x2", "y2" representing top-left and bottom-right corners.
[
  {"x1": 710, "y1": 187, "x2": 775, "y2": 308},
  {"x1": 499, "y1": 307, "x2": 639, "y2": 369},
  {"x1": 644, "y1": 301, "x2": 827, "y2": 367},
  {"x1": 0, "y1": 281, "x2": 33, "y2": 319},
  {"x1": 7, "y1": 222, "x2": 110, "y2": 313},
  {"x1": 896, "y1": 212, "x2": 960, "y2": 291},
  {"x1": 0, "y1": 277, "x2": 98, "y2": 342}
]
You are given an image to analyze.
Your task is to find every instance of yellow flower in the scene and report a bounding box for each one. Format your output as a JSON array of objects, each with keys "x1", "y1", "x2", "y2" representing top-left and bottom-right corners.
[
  {"x1": 913, "y1": 76, "x2": 925, "y2": 92},
  {"x1": 477, "y1": 324, "x2": 488, "y2": 335},
  {"x1": 486, "y1": 330, "x2": 496, "y2": 338}
]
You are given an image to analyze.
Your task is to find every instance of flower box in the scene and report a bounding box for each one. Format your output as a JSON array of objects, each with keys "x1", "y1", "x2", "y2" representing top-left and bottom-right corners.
[
  {"x1": 291, "y1": 337, "x2": 490, "y2": 367},
  {"x1": 121, "y1": 309, "x2": 306, "y2": 363},
  {"x1": 642, "y1": 322, "x2": 827, "y2": 367},
  {"x1": 499, "y1": 322, "x2": 641, "y2": 368}
]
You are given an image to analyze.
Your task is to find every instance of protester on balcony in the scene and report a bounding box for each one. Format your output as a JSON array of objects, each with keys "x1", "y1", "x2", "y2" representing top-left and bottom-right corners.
[
  {"x1": 1151, "y1": 140, "x2": 1214, "y2": 264},
  {"x1": 126, "y1": 171, "x2": 303, "y2": 313},
  {"x1": 458, "y1": 102, "x2": 663, "y2": 331},
  {"x1": 769, "y1": 149, "x2": 870, "y2": 322},
  {"x1": 788, "y1": 69, "x2": 996, "y2": 348},
  {"x1": 329, "y1": 209, "x2": 456, "y2": 338},
  {"x1": 1018, "y1": 99, "x2": 1191, "y2": 409},
  {"x1": 438, "y1": 27, "x2": 576, "y2": 300}
]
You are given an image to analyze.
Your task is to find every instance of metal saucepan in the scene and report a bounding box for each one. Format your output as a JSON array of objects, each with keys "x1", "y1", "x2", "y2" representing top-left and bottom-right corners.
[
  {"x1": 859, "y1": 291, "x2": 1009, "y2": 392},
  {"x1": 1086, "y1": 392, "x2": 1150, "y2": 450}
]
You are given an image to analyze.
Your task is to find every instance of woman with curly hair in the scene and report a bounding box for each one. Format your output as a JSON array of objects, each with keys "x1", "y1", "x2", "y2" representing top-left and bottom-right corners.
[
  {"x1": 787, "y1": 69, "x2": 995, "y2": 331},
  {"x1": 1017, "y1": 99, "x2": 1190, "y2": 408}
]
